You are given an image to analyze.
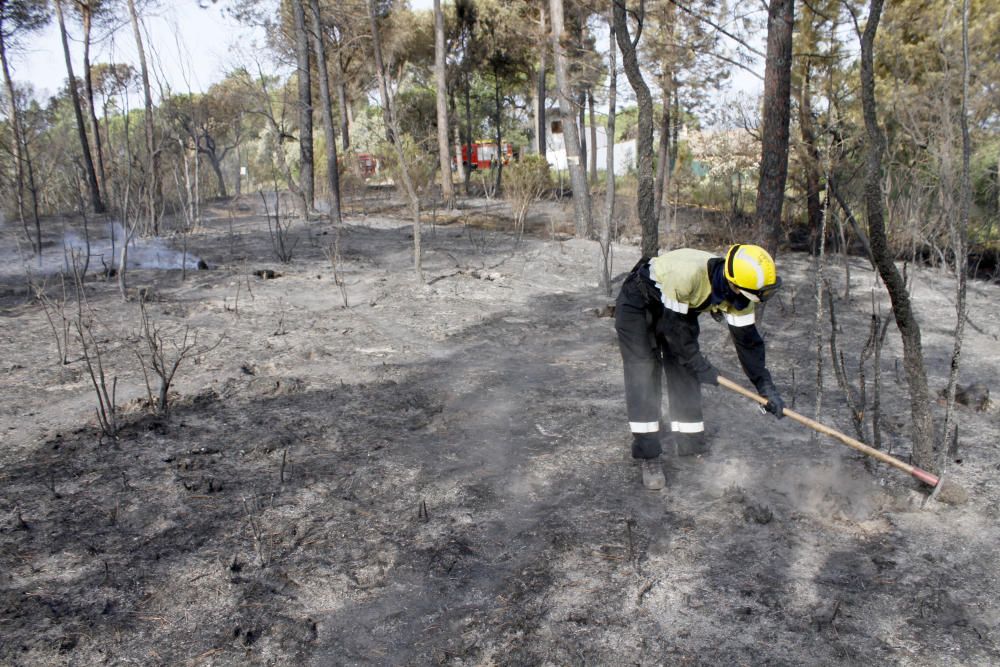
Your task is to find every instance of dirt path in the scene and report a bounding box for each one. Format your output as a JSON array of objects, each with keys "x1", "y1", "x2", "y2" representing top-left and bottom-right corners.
[{"x1": 1, "y1": 204, "x2": 999, "y2": 665}]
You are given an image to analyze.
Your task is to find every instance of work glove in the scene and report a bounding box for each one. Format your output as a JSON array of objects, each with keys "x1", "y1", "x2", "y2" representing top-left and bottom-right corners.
[
  {"x1": 758, "y1": 381, "x2": 785, "y2": 419},
  {"x1": 688, "y1": 355, "x2": 719, "y2": 386}
]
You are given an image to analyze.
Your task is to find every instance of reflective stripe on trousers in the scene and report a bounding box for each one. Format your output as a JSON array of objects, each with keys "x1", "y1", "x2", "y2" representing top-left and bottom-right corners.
[{"x1": 615, "y1": 276, "x2": 705, "y2": 454}]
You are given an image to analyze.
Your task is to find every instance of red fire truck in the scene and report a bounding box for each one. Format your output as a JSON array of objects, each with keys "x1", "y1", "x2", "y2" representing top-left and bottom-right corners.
[
  {"x1": 337, "y1": 153, "x2": 379, "y2": 179},
  {"x1": 457, "y1": 141, "x2": 515, "y2": 170},
  {"x1": 356, "y1": 153, "x2": 378, "y2": 178}
]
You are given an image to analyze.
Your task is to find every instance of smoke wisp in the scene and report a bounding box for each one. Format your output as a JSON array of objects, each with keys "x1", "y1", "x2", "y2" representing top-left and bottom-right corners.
[{"x1": 4, "y1": 221, "x2": 205, "y2": 278}]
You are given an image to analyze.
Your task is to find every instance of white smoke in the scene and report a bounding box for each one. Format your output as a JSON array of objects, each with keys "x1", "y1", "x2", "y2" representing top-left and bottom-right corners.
[{"x1": 5, "y1": 221, "x2": 205, "y2": 279}]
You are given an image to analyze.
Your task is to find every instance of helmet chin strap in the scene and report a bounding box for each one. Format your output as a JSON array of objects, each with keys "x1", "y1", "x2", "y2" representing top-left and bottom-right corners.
[{"x1": 727, "y1": 279, "x2": 760, "y2": 303}]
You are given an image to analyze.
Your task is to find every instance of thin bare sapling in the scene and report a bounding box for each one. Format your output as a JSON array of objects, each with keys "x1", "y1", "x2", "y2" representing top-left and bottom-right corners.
[
  {"x1": 260, "y1": 188, "x2": 299, "y2": 263},
  {"x1": 811, "y1": 175, "x2": 830, "y2": 435},
  {"x1": 33, "y1": 270, "x2": 75, "y2": 366},
  {"x1": 242, "y1": 493, "x2": 270, "y2": 568},
  {"x1": 827, "y1": 285, "x2": 890, "y2": 447},
  {"x1": 463, "y1": 214, "x2": 496, "y2": 256},
  {"x1": 323, "y1": 235, "x2": 350, "y2": 308},
  {"x1": 133, "y1": 300, "x2": 222, "y2": 415},
  {"x1": 503, "y1": 155, "x2": 551, "y2": 244},
  {"x1": 68, "y1": 164, "x2": 94, "y2": 278},
  {"x1": 940, "y1": 0, "x2": 973, "y2": 464},
  {"x1": 476, "y1": 167, "x2": 498, "y2": 200},
  {"x1": 170, "y1": 147, "x2": 200, "y2": 281},
  {"x1": 225, "y1": 258, "x2": 256, "y2": 317},
  {"x1": 73, "y1": 279, "x2": 120, "y2": 440}
]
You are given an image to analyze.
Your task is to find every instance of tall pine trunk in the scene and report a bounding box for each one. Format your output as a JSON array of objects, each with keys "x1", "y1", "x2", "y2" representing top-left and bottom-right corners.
[
  {"x1": 292, "y1": 0, "x2": 315, "y2": 212},
  {"x1": 492, "y1": 52, "x2": 504, "y2": 193},
  {"x1": 614, "y1": 0, "x2": 656, "y2": 256},
  {"x1": 551, "y1": 0, "x2": 592, "y2": 238},
  {"x1": 755, "y1": 0, "x2": 794, "y2": 254},
  {"x1": 450, "y1": 89, "x2": 465, "y2": 184},
  {"x1": 588, "y1": 88, "x2": 597, "y2": 182},
  {"x1": 535, "y1": 5, "x2": 547, "y2": 157},
  {"x1": 55, "y1": 0, "x2": 104, "y2": 213},
  {"x1": 601, "y1": 7, "x2": 618, "y2": 296},
  {"x1": 81, "y1": 4, "x2": 106, "y2": 193},
  {"x1": 463, "y1": 67, "x2": 472, "y2": 195},
  {"x1": 307, "y1": 0, "x2": 342, "y2": 225},
  {"x1": 336, "y1": 54, "x2": 350, "y2": 152},
  {"x1": 942, "y1": 0, "x2": 972, "y2": 460},
  {"x1": 433, "y1": 0, "x2": 455, "y2": 208},
  {"x1": 654, "y1": 81, "x2": 670, "y2": 227},
  {"x1": 859, "y1": 0, "x2": 936, "y2": 470},
  {"x1": 127, "y1": 0, "x2": 159, "y2": 234},
  {"x1": 578, "y1": 90, "x2": 586, "y2": 181},
  {"x1": 797, "y1": 63, "x2": 823, "y2": 241}
]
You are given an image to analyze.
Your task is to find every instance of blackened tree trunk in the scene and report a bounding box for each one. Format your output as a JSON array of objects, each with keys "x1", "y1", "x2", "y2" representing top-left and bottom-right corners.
[
  {"x1": 797, "y1": 62, "x2": 823, "y2": 240},
  {"x1": 201, "y1": 142, "x2": 228, "y2": 198},
  {"x1": 943, "y1": 0, "x2": 972, "y2": 459},
  {"x1": 492, "y1": 52, "x2": 504, "y2": 193},
  {"x1": 455, "y1": 0, "x2": 477, "y2": 194},
  {"x1": 450, "y1": 89, "x2": 465, "y2": 184},
  {"x1": 307, "y1": 0, "x2": 342, "y2": 225},
  {"x1": 126, "y1": 0, "x2": 159, "y2": 233},
  {"x1": 79, "y1": 1, "x2": 106, "y2": 193},
  {"x1": 654, "y1": 81, "x2": 670, "y2": 226},
  {"x1": 755, "y1": 0, "x2": 794, "y2": 254},
  {"x1": 462, "y1": 70, "x2": 473, "y2": 193},
  {"x1": 588, "y1": 88, "x2": 597, "y2": 182},
  {"x1": 858, "y1": 0, "x2": 936, "y2": 470},
  {"x1": 292, "y1": 0, "x2": 314, "y2": 212},
  {"x1": 535, "y1": 5, "x2": 547, "y2": 158},
  {"x1": 614, "y1": 0, "x2": 656, "y2": 257},
  {"x1": 55, "y1": 0, "x2": 104, "y2": 213},
  {"x1": 433, "y1": 0, "x2": 455, "y2": 208},
  {"x1": 463, "y1": 68, "x2": 472, "y2": 194},
  {"x1": 670, "y1": 85, "x2": 680, "y2": 170},
  {"x1": 578, "y1": 90, "x2": 586, "y2": 181},
  {"x1": 601, "y1": 7, "x2": 618, "y2": 296},
  {"x1": 336, "y1": 53, "x2": 350, "y2": 152},
  {"x1": 551, "y1": 0, "x2": 593, "y2": 238}
]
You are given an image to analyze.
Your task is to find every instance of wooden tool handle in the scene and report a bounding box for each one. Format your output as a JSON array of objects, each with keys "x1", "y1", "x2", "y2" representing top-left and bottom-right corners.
[{"x1": 716, "y1": 375, "x2": 940, "y2": 488}]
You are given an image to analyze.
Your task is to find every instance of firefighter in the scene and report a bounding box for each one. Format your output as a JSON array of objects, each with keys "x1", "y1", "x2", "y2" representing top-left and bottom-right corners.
[{"x1": 614, "y1": 244, "x2": 786, "y2": 490}]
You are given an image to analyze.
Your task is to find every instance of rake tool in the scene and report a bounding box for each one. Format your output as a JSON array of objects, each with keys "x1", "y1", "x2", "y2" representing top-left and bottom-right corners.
[{"x1": 717, "y1": 376, "x2": 967, "y2": 505}]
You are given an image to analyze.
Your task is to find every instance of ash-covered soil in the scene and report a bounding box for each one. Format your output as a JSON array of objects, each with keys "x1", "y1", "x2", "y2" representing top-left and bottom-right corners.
[{"x1": 1, "y1": 196, "x2": 999, "y2": 666}]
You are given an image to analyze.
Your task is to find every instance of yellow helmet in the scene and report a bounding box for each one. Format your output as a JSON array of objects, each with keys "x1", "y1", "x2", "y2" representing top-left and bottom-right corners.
[{"x1": 724, "y1": 244, "x2": 782, "y2": 302}]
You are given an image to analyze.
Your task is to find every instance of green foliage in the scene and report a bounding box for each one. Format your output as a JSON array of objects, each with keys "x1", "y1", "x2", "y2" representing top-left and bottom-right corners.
[
  {"x1": 350, "y1": 106, "x2": 386, "y2": 155},
  {"x1": 503, "y1": 154, "x2": 551, "y2": 239},
  {"x1": 396, "y1": 85, "x2": 437, "y2": 148},
  {"x1": 378, "y1": 133, "x2": 436, "y2": 196},
  {"x1": 611, "y1": 104, "x2": 699, "y2": 143},
  {"x1": 971, "y1": 139, "x2": 999, "y2": 216},
  {"x1": 0, "y1": 0, "x2": 51, "y2": 48}
]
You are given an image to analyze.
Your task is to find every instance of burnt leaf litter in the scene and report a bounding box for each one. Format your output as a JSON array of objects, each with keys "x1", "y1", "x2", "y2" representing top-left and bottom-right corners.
[{"x1": 1, "y1": 198, "x2": 1000, "y2": 665}]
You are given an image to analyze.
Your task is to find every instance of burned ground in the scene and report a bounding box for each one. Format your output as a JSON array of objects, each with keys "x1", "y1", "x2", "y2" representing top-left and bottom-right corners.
[{"x1": 1, "y1": 199, "x2": 999, "y2": 666}]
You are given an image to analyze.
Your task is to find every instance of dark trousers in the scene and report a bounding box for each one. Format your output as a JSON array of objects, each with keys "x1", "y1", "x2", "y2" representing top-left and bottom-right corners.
[{"x1": 615, "y1": 276, "x2": 705, "y2": 459}]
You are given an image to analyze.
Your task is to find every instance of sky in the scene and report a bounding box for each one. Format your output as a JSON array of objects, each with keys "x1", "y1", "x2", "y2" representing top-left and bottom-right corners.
[
  {"x1": 15, "y1": 2, "x2": 268, "y2": 101},
  {"x1": 15, "y1": 0, "x2": 760, "y2": 112}
]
